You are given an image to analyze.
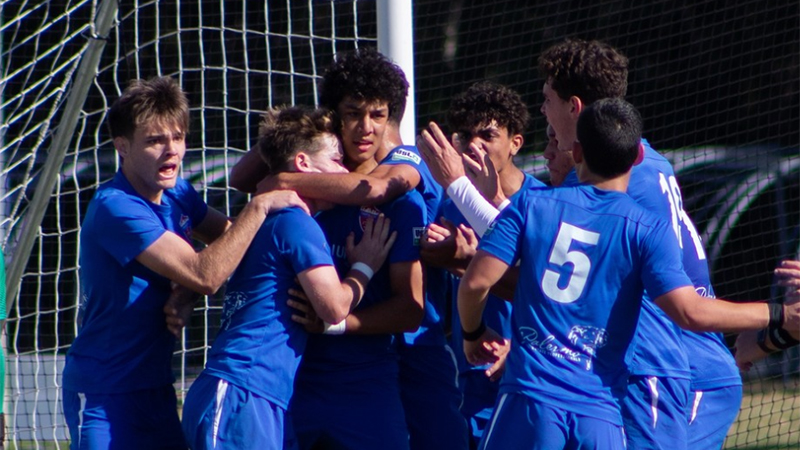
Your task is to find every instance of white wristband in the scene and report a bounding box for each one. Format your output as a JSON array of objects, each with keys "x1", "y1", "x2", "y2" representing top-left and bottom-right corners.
[
  {"x1": 323, "y1": 320, "x2": 347, "y2": 335},
  {"x1": 350, "y1": 262, "x2": 375, "y2": 281}
]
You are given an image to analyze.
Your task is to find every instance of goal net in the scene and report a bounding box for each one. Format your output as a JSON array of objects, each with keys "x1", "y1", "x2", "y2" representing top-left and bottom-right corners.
[{"x1": 1, "y1": 0, "x2": 797, "y2": 448}]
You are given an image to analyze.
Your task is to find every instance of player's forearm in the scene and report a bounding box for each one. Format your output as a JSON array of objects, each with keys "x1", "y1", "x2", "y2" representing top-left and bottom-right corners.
[
  {"x1": 277, "y1": 172, "x2": 402, "y2": 206},
  {"x1": 230, "y1": 147, "x2": 267, "y2": 193},
  {"x1": 447, "y1": 177, "x2": 500, "y2": 237},
  {"x1": 457, "y1": 277, "x2": 491, "y2": 334},
  {"x1": 344, "y1": 295, "x2": 424, "y2": 334},
  {"x1": 657, "y1": 288, "x2": 770, "y2": 333}
]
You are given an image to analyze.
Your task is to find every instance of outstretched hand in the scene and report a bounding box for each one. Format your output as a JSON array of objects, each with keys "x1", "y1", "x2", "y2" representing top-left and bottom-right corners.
[{"x1": 461, "y1": 142, "x2": 505, "y2": 207}]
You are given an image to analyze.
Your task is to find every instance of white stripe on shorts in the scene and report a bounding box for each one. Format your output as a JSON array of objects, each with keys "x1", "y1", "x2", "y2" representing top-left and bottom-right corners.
[
  {"x1": 212, "y1": 379, "x2": 230, "y2": 448},
  {"x1": 689, "y1": 390, "x2": 703, "y2": 425},
  {"x1": 480, "y1": 392, "x2": 509, "y2": 450},
  {"x1": 647, "y1": 376, "x2": 660, "y2": 428}
]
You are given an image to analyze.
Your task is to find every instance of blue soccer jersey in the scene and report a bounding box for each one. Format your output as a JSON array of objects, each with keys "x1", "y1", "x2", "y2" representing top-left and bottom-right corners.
[
  {"x1": 296, "y1": 190, "x2": 426, "y2": 383},
  {"x1": 202, "y1": 207, "x2": 335, "y2": 409},
  {"x1": 63, "y1": 171, "x2": 207, "y2": 394},
  {"x1": 478, "y1": 185, "x2": 692, "y2": 425}
]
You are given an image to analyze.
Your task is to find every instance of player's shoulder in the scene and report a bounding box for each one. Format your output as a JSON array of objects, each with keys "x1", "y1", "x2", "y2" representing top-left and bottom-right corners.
[{"x1": 633, "y1": 138, "x2": 675, "y2": 177}]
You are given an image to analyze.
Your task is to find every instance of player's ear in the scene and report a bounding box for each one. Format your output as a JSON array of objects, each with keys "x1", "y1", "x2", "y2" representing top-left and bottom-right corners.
[
  {"x1": 114, "y1": 136, "x2": 129, "y2": 159},
  {"x1": 569, "y1": 96, "x2": 584, "y2": 119},
  {"x1": 510, "y1": 133, "x2": 523, "y2": 156},
  {"x1": 294, "y1": 151, "x2": 312, "y2": 173}
]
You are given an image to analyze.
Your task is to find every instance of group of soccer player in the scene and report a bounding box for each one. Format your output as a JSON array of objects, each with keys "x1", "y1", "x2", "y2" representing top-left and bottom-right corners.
[{"x1": 61, "y1": 37, "x2": 800, "y2": 450}]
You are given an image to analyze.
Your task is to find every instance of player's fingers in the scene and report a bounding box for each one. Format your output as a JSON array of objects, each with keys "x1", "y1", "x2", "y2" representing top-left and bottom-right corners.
[
  {"x1": 485, "y1": 359, "x2": 505, "y2": 382},
  {"x1": 346, "y1": 232, "x2": 356, "y2": 254},
  {"x1": 288, "y1": 288, "x2": 309, "y2": 301},
  {"x1": 291, "y1": 314, "x2": 311, "y2": 326},
  {"x1": 287, "y1": 299, "x2": 310, "y2": 314},
  {"x1": 428, "y1": 122, "x2": 450, "y2": 148}
]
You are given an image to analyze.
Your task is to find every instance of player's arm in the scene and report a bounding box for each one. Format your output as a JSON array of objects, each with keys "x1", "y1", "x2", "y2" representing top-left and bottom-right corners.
[
  {"x1": 458, "y1": 250, "x2": 511, "y2": 366},
  {"x1": 191, "y1": 207, "x2": 232, "y2": 244},
  {"x1": 654, "y1": 286, "x2": 800, "y2": 333},
  {"x1": 139, "y1": 190, "x2": 307, "y2": 295},
  {"x1": 341, "y1": 260, "x2": 425, "y2": 334},
  {"x1": 229, "y1": 145, "x2": 268, "y2": 193},
  {"x1": 261, "y1": 163, "x2": 419, "y2": 207},
  {"x1": 295, "y1": 216, "x2": 397, "y2": 324}
]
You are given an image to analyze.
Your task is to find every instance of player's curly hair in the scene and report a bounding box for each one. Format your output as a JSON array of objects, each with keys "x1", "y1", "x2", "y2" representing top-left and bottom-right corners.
[
  {"x1": 108, "y1": 76, "x2": 189, "y2": 139},
  {"x1": 577, "y1": 98, "x2": 642, "y2": 178},
  {"x1": 319, "y1": 47, "x2": 409, "y2": 121},
  {"x1": 538, "y1": 38, "x2": 628, "y2": 105},
  {"x1": 447, "y1": 81, "x2": 530, "y2": 137},
  {"x1": 257, "y1": 106, "x2": 337, "y2": 175}
]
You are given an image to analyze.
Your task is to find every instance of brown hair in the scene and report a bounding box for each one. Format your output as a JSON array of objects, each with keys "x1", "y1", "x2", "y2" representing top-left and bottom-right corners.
[
  {"x1": 257, "y1": 106, "x2": 337, "y2": 175},
  {"x1": 107, "y1": 76, "x2": 190, "y2": 139}
]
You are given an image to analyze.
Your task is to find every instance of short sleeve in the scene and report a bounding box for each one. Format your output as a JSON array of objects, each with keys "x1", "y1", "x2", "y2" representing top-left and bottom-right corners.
[
  {"x1": 478, "y1": 189, "x2": 526, "y2": 266},
  {"x1": 91, "y1": 195, "x2": 167, "y2": 267}
]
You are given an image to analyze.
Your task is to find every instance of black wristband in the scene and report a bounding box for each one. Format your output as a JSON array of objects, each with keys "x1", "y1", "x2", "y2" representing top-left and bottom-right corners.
[
  {"x1": 756, "y1": 328, "x2": 776, "y2": 354},
  {"x1": 766, "y1": 323, "x2": 800, "y2": 350},
  {"x1": 767, "y1": 302, "x2": 784, "y2": 328},
  {"x1": 462, "y1": 320, "x2": 487, "y2": 342}
]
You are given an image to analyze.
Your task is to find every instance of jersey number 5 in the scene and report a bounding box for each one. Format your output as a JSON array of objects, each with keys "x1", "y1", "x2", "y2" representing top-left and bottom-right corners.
[{"x1": 541, "y1": 222, "x2": 600, "y2": 304}]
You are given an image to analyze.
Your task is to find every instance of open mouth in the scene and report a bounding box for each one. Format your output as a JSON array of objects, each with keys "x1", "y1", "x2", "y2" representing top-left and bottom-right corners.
[{"x1": 159, "y1": 163, "x2": 178, "y2": 178}]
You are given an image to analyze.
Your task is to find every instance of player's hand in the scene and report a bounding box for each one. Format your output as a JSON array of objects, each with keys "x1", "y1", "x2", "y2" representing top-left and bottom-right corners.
[
  {"x1": 346, "y1": 214, "x2": 397, "y2": 273},
  {"x1": 288, "y1": 288, "x2": 324, "y2": 333},
  {"x1": 420, "y1": 219, "x2": 477, "y2": 272},
  {"x1": 484, "y1": 337, "x2": 510, "y2": 382},
  {"x1": 775, "y1": 260, "x2": 800, "y2": 305},
  {"x1": 163, "y1": 283, "x2": 199, "y2": 337},
  {"x1": 463, "y1": 326, "x2": 505, "y2": 367},
  {"x1": 462, "y1": 142, "x2": 506, "y2": 207},
  {"x1": 733, "y1": 330, "x2": 770, "y2": 372},
  {"x1": 417, "y1": 122, "x2": 466, "y2": 189},
  {"x1": 252, "y1": 189, "x2": 310, "y2": 216}
]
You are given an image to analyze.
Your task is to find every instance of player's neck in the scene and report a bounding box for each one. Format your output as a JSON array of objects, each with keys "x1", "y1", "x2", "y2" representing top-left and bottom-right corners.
[
  {"x1": 500, "y1": 166, "x2": 525, "y2": 197},
  {"x1": 583, "y1": 171, "x2": 630, "y2": 193}
]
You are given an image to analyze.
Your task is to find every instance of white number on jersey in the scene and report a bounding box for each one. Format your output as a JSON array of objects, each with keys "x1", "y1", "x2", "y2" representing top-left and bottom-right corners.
[
  {"x1": 658, "y1": 173, "x2": 706, "y2": 260},
  {"x1": 541, "y1": 222, "x2": 600, "y2": 304}
]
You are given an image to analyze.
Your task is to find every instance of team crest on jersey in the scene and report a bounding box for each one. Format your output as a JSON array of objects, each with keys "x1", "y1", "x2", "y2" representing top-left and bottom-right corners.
[
  {"x1": 390, "y1": 148, "x2": 421, "y2": 165},
  {"x1": 358, "y1": 206, "x2": 382, "y2": 231},
  {"x1": 179, "y1": 214, "x2": 192, "y2": 240}
]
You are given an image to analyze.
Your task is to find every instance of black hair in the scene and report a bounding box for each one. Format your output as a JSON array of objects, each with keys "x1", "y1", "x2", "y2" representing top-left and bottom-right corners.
[{"x1": 576, "y1": 98, "x2": 642, "y2": 178}]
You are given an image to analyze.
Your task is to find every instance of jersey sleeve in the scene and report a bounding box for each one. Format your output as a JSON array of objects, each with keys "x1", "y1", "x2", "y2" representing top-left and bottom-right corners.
[
  {"x1": 477, "y1": 189, "x2": 526, "y2": 266},
  {"x1": 386, "y1": 193, "x2": 426, "y2": 264},
  {"x1": 381, "y1": 145, "x2": 423, "y2": 170},
  {"x1": 640, "y1": 218, "x2": 693, "y2": 298},
  {"x1": 274, "y1": 208, "x2": 335, "y2": 273},
  {"x1": 92, "y1": 194, "x2": 167, "y2": 267}
]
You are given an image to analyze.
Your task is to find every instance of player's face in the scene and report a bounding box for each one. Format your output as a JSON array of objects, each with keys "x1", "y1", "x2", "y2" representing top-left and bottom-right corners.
[
  {"x1": 540, "y1": 81, "x2": 577, "y2": 154},
  {"x1": 457, "y1": 120, "x2": 521, "y2": 174},
  {"x1": 542, "y1": 124, "x2": 575, "y2": 186},
  {"x1": 337, "y1": 96, "x2": 389, "y2": 171},
  {"x1": 304, "y1": 133, "x2": 349, "y2": 174},
  {"x1": 116, "y1": 119, "x2": 186, "y2": 203}
]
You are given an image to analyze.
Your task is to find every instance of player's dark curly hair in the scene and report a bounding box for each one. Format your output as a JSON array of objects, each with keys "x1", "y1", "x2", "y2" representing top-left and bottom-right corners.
[
  {"x1": 577, "y1": 98, "x2": 642, "y2": 178},
  {"x1": 108, "y1": 76, "x2": 189, "y2": 139},
  {"x1": 447, "y1": 81, "x2": 529, "y2": 137},
  {"x1": 257, "y1": 106, "x2": 337, "y2": 175},
  {"x1": 319, "y1": 47, "x2": 409, "y2": 121},
  {"x1": 538, "y1": 38, "x2": 628, "y2": 105}
]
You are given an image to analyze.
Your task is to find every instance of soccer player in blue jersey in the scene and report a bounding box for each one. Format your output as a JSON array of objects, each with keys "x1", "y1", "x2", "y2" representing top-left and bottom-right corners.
[
  {"x1": 419, "y1": 81, "x2": 546, "y2": 448},
  {"x1": 61, "y1": 77, "x2": 306, "y2": 450},
  {"x1": 458, "y1": 98, "x2": 800, "y2": 450},
  {"x1": 180, "y1": 106, "x2": 397, "y2": 450},
  {"x1": 537, "y1": 38, "x2": 745, "y2": 449}
]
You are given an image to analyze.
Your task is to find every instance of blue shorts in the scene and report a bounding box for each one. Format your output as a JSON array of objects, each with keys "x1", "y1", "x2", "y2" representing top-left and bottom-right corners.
[
  {"x1": 687, "y1": 385, "x2": 742, "y2": 450},
  {"x1": 290, "y1": 372, "x2": 409, "y2": 450},
  {"x1": 63, "y1": 385, "x2": 185, "y2": 450},
  {"x1": 459, "y1": 368, "x2": 502, "y2": 448},
  {"x1": 181, "y1": 372, "x2": 292, "y2": 450},
  {"x1": 622, "y1": 375, "x2": 690, "y2": 450},
  {"x1": 479, "y1": 392, "x2": 626, "y2": 450},
  {"x1": 398, "y1": 343, "x2": 468, "y2": 450}
]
